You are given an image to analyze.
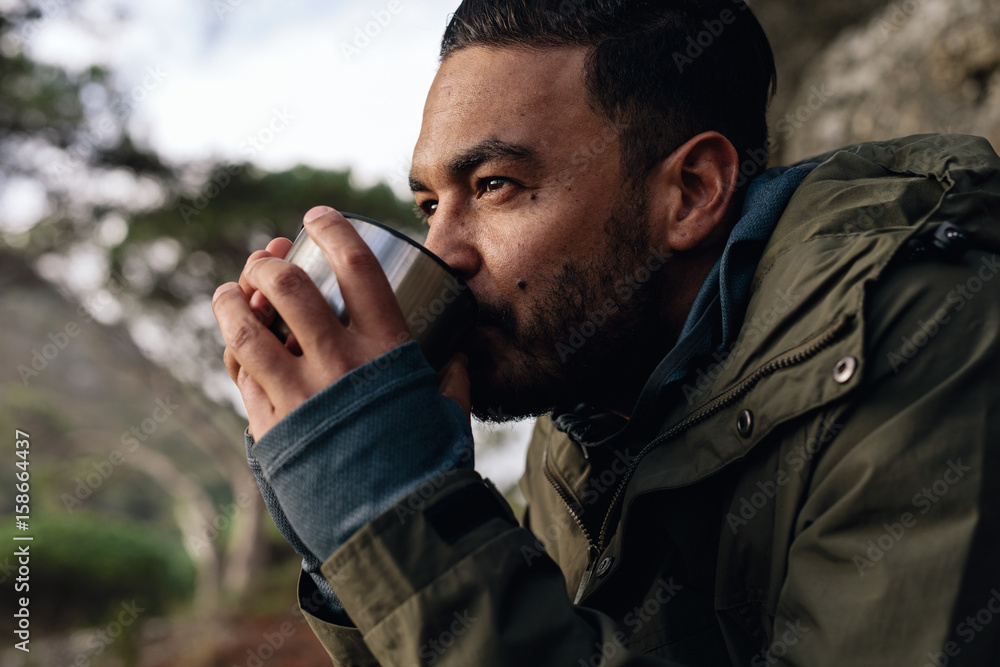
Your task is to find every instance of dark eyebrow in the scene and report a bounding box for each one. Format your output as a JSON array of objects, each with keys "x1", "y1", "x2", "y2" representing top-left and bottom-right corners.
[
  {"x1": 409, "y1": 139, "x2": 540, "y2": 193},
  {"x1": 409, "y1": 175, "x2": 429, "y2": 193}
]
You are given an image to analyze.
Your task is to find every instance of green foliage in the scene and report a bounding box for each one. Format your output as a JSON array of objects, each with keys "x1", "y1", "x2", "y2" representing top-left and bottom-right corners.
[
  {"x1": 0, "y1": 11, "x2": 89, "y2": 151},
  {"x1": 0, "y1": 513, "x2": 195, "y2": 633},
  {"x1": 119, "y1": 163, "x2": 424, "y2": 306}
]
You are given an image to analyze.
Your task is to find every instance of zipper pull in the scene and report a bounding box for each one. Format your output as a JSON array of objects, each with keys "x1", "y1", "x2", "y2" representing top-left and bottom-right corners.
[{"x1": 574, "y1": 545, "x2": 600, "y2": 605}]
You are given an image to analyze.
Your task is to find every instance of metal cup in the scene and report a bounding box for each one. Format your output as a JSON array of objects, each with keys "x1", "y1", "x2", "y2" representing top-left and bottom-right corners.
[{"x1": 269, "y1": 212, "x2": 477, "y2": 370}]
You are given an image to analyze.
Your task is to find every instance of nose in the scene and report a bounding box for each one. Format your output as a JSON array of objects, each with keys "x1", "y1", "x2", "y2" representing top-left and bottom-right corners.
[{"x1": 424, "y1": 213, "x2": 481, "y2": 283}]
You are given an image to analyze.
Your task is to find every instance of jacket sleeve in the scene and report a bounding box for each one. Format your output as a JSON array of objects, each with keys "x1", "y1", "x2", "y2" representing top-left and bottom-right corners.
[
  {"x1": 301, "y1": 467, "x2": 691, "y2": 666},
  {"x1": 772, "y1": 245, "x2": 1000, "y2": 666}
]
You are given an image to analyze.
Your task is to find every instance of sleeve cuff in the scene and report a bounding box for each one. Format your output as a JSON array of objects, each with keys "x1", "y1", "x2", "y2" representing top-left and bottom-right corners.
[{"x1": 246, "y1": 339, "x2": 475, "y2": 565}]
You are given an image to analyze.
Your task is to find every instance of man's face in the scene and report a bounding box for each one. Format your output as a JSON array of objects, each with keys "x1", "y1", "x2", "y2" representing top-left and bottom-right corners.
[{"x1": 411, "y1": 46, "x2": 670, "y2": 421}]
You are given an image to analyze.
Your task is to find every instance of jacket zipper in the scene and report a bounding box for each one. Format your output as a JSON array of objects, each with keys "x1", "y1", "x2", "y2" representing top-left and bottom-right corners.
[
  {"x1": 543, "y1": 314, "x2": 852, "y2": 602},
  {"x1": 596, "y1": 314, "x2": 853, "y2": 549},
  {"x1": 542, "y1": 450, "x2": 600, "y2": 604}
]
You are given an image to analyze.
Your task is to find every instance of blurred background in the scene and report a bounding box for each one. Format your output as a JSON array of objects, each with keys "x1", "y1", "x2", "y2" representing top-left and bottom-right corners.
[{"x1": 1, "y1": 0, "x2": 997, "y2": 664}]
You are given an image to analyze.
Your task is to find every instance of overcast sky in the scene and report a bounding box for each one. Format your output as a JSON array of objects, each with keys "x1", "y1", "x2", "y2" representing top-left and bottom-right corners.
[
  {"x1": 20, "y1": 0, "x2": 459, "y2": 195},
  {"x1": 8, "y1": 0, "x2": 536, "y2": 485}
]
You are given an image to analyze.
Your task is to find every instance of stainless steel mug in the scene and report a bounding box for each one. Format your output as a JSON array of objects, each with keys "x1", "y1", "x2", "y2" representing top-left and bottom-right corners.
[{"x1": 269, "y1": 212, "x2": 477, "y2": 369}]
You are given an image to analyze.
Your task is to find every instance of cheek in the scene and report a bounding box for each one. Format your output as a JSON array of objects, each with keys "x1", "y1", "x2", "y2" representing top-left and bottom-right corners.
[
  {"x1": 476, "y1": 192, "x2": 606, "y2": 296},
  {"x1": 478, "y1": 213, "x2": 553, "y2": 289}
]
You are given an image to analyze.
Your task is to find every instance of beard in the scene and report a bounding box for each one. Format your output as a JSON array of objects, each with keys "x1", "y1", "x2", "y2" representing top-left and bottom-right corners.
[{"x1": 466, "y1": 185, "x2": 672, "y2": 423}]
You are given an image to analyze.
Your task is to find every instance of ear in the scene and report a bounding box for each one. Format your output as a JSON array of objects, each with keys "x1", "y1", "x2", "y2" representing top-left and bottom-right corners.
[{"x1": 647, "y1": 131, "x2": 740, "y2": 253}]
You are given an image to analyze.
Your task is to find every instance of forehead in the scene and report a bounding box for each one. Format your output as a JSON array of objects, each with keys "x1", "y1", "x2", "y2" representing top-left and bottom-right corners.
[{"x1": 413, "y1": 46, "x2": 607, "y2": 171}]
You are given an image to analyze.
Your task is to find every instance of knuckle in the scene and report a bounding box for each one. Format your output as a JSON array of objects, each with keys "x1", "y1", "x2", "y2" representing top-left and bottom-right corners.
[
  {"x1": 212, "y1": 287, "x2": 243, "y2": 318},
  {"x1": 223, "y1": 349, "x2": 239, "y2": 376},
  {"x1": 270, "y1": 264, "x2": 307, "y2": 295},
  {"x1": 228, "y1": 318, "x2": 259, "y2": 352},
  {"x1": 236, "y1": 366, "x2": 254, "y2": 389},
  {"x1": 335, "y1": 246, "x2": 379, "y2": 271},
  {"x1": 244, "y1": 250, "x2": 271, "y2": 267}
]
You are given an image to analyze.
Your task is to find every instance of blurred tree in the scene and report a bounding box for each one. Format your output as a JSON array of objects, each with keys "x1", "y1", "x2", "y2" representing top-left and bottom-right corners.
[{"x1": 0, "y1": 0, "x2": 425, "y2": 630}]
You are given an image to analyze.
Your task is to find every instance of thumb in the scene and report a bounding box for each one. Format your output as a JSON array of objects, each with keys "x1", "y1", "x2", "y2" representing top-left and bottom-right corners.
[{"x1": 437, "y1": 353, "x2": 471, "y2": 421}]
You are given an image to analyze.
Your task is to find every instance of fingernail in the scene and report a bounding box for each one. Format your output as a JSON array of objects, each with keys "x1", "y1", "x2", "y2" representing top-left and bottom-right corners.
[
  {"x1": 304, "y1": 206, "x2": 334, "y2": 223},
  {"x1": 213, "y1": 284, "x2": 239, "y2": 301}
]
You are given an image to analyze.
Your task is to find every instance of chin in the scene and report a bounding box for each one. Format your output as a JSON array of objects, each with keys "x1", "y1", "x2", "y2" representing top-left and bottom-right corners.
[{"x1": 464, "y1": 326, "x2": 563, "y2": 423}]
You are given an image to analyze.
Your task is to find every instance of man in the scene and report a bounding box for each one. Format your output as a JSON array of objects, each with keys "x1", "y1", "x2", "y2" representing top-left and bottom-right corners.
[{"x1": 213, "y1": 1, "x2": 1000, "y2": 664}]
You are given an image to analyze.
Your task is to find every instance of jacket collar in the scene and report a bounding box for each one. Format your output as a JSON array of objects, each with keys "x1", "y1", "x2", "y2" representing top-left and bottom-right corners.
[{"x1": 551, "y1": 164, "x2": 817, "y2": 448}]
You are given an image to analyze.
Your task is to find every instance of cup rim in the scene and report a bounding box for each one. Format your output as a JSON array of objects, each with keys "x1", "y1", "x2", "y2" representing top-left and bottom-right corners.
[{"x1": 310, "y1": 211, "x2": 467, "y2": 285}]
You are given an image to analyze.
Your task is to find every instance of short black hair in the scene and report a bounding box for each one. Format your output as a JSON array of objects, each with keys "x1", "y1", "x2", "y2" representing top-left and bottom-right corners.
[{"x1": 441, "y1": 0, "x2": 776, "y2": 193}]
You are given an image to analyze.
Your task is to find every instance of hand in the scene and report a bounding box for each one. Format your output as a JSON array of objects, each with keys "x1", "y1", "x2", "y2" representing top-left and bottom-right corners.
[{"x1": 214, "y1": 206, "x2": 427, "y2": 438}]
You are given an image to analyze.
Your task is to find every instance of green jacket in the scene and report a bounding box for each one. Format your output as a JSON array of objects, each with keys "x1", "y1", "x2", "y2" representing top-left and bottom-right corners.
[{"x1": 299, "y1": 134, "x2": 1000, "y2": 666}]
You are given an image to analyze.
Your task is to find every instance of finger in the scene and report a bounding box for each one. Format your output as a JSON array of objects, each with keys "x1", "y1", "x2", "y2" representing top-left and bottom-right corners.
[
  {"x1": 235, "y1": 365, "x2": 278, "y2": 440},
  {"x1": 266, "y1": 237, "x2": 293, "y2": 259},
  {"x1": 223, "y1": 345, "x2": 241, "y2": 383},
  {"x1": 302, "y1": 207, "x2": 409, "y2": 338},
  {"x1": 285, "y1": 330, "x2": 303, "y2": 356},
  {"x1": 249, "y1": 290, "x2": 276, "y2": 326},
  {"x1": 243, "y1": 256, "x2": 344, "y2": 357},
  {"x1": 213, "y1": 283, "x2": 298, "y2": 399},
  {"x1": 437, "y1": 352, "x2": 472, "y2": 422},
  {"x1": 247, "y1": 238, "x2": 293, "y2": 325},
  {"x1": 239, "y1": 249, "x2": 277, "y2": 296}
]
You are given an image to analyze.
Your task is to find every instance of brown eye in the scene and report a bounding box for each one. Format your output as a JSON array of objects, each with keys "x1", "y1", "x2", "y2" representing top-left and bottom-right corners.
[{"x1": 484, "y1": 177, "x2": 507, "y2": 192}]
